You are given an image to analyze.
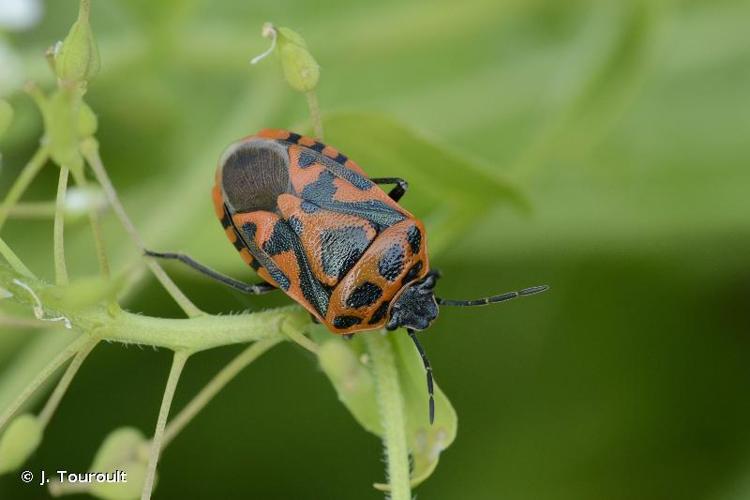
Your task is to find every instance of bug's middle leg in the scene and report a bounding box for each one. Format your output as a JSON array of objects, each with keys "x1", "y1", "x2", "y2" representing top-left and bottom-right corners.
[
  {"x1": 370, "y1": 177, "x2": 408, "y2": 202},
  {"x1": 145, "y1": 250, "x2": 276, "y2": 295}
]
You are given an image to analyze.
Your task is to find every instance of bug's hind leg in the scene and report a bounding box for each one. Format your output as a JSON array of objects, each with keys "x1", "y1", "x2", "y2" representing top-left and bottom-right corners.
[
  {"x1": 145, "y1": 250, "x2": 276, "y2": 295},
  {"x1": 370, "y1": 177, "x2": 408, "y2": 202}
]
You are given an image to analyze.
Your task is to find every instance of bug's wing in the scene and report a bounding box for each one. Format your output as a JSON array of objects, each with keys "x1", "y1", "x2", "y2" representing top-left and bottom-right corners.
[
  {"x1": 231, "y1": 210, "x2": 329, "y2": 320},
  {"x1": 276, "y1": 193, "x2": 378, "y2": 288}
]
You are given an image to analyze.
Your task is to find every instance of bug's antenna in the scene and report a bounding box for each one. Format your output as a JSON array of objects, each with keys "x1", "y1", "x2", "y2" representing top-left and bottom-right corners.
[
  {"x1": 436, "y1": 284, "x2": 549, "y2": 307},
  {"x1": 407, "y1": 328, "x2": 435, "y2": 425}
]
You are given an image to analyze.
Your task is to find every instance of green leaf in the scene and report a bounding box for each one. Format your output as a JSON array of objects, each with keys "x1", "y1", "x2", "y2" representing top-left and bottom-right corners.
[
  {"x1": 323, "y1": 113, "x2": 525, "y2": 253},
  {"x1": 0, "y1": 414, "x2": 43, "y2": 474},
  {"x1": 314, "y1": 327, "x2": 457, "y2": 489}
]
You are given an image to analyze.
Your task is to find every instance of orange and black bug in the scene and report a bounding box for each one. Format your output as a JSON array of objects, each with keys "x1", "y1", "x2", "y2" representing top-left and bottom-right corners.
[{"x1": 146, "y1": 129, "x2": 548, "y2": 423}]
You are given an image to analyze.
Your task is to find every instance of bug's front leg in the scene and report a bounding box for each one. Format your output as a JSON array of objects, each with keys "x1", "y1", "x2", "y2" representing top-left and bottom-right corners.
[{"x1": 370, "y1": 177, "x2": 408, "y2": 202}]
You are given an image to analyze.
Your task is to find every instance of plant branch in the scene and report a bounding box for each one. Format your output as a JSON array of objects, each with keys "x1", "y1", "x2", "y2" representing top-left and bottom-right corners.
[
  {"x1": 0, "y1": 147, "x2": 49, "y2": 231},
  {"x1": 37, "y1": 338, "x2": 98, "y2": 428},
  {"x1": 305, "y1": 91, "x2": 324, "y2": 140},
  {"x1": 53, "y1": 167, "x2": 70, "y2": 285},
  {"x1": 0, "y1": 236, "x2": 36, "y2": 279},
  {"x1": 365, "y1": 332, "x2": 411, "y2": 500},
  {"x1": 141, "y1": 350, "x2": 189, "y2": 500},
  {"x1": 162, "y1": 335, "x2": 284, "y2": 448},
  {"x1": 0, "y1": 334, "x2": 90, "y2": 433},
  {"x1": 80, "y1": 139, "x2": 202, "y2": 317},
  {"x1": 70, "y1": 168, "x2": 109, "y2": 278}
]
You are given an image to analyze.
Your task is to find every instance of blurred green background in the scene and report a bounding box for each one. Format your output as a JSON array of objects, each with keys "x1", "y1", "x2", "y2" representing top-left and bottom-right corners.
[{"x1": 2, "y1": 0, "x2": 750, "y2": 499}]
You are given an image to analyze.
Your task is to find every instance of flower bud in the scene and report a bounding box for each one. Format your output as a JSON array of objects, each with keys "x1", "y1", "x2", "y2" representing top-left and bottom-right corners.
[
  {"x1": 277, "y1": 27, "x2": 319, "y2": 92},
  {"x1": 0, "y1": 414, "x2": 43, "y2": 474},
  {"x1": 78, "y1": 100, "x2": 98, "y2": 138},
  {"x1": 55, "y1": 0, "x2": 100, "y2": 84}
]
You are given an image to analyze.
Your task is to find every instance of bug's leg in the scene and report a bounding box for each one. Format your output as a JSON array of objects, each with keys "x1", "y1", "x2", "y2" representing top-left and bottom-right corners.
[
  {"x1": 309, "y1": 313, "x2": 320, "y2": 324},
  {"x1": 407, "y1": 328, "x2": 435, "y2": 424},
  {"x1": 144, "y1": 250, "x2": 276, "y2": 295},
  {"x1": 370, "y1": 177, "x2": 408, "y2": 202},
  {"x1": 343, "y1": 333, "x2": 355, "y2": 341}
]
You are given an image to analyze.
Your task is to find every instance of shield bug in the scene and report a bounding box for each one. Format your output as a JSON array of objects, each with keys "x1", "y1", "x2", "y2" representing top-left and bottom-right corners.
[{"x1": 147, "y1": 129, "x2": 548, "y2": 423}]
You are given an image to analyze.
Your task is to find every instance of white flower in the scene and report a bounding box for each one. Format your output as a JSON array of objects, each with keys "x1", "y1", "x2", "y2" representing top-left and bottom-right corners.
[{"x1": 0, "y1": 0, "x2": 42, "y2": 31}]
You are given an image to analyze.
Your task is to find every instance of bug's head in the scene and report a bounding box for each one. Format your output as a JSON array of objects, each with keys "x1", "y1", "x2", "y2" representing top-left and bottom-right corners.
[{"x1": 386, "y1": 271, "x2": 440, "y2": 332}]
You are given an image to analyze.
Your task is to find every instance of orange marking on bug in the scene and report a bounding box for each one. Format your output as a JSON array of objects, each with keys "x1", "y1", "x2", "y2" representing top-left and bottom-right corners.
[
  {"x1": 322, "y1": 146, "x2": 339, "y2": 158},
  {"x1": 225, "y1": 226, "x2": 238, "y2": 243},
  {"x1": 257, "y1": 129, "x2": 290, "y2": 140},
  {"x1": 239, "y1": 248, "x2": 254, "y2": 265},
  {"x1": 212, "y1": 185, "x2": 225, "y2": 219},
  {"x1": 298, "y1": 135, "x2": 316, "y2": 147}
]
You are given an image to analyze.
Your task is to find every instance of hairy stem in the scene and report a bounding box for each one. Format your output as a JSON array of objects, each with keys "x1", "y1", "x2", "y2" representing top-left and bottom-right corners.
[
  {"x1": 0, "y1": 335, "x2": 89, "y2": 433},
  {"x1": 80, "y1": 139, "x2": 202, "y2": 317},
  {"x1": 37, "y1": 338, "x2": 98, "y2": 428},
  {"x1": 70, "y1": 168, "x2": 109, "y2": 278},
  {"x1": 0, "y1": 236, "x2": 36, "y2": 279},
  {"x1": 53, "y1": 167, "x2": 70, "y2": 285},
  {"x1": 305, "y1": 91, "x2": 324, "y2": 140},
  {"x1": 162, "y1": 335, "x2": 284, "y2": 448},
  {"x1": 141, "y1": 350, "x2": 189, "y2": 500},
  {"x1": 365, "y1": 333, "x2": 411, "y2": 500},
  {"x1": 0, "y1": 147, "x2": 49, "y2": 231}
]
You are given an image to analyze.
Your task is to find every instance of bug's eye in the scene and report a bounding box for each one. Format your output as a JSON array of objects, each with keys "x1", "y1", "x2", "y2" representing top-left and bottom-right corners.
[{"x1": 221, "y1": 140, "x2": 290, "y2": 213}]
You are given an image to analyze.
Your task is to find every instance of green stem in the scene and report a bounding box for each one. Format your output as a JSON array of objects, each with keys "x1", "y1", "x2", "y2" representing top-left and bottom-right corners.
[
  {"x1": 37, "y1": 338, "x2": 98, "y2": 428},
  {"x1": 141, "y1": 351, "x2": 189, "y2": 500},
  {"x1": 161, "y1": 335, "x2": 284, "y2": 448},
  {"x1": 365, "y1": 332, "x2": 411, "y2": 500},
  {"x1": 70, "y1": 168, "x2": 109, "y2": 278},
  {"x1": 0, "y1": 236, "x2": 35, "y2": 279},
  {"x1": 305, "y1": 91, "x2": 324, "y2": 140},
  {"x1": 54, "y1": 167, "x2": 70, "y2": 285},
  {"x1": 0, "y1": 263, "x2": 311, "y2": 352},
  {"x1": 80, "y1": 139, "x2": 202, "y2": 317},
  {"x1": 0, "y1": 147, "x2": 49, "y2": 231},
  {"x1": 0, "y1": 335, "x2": 89, "y2": 433},
  {"x1": 3, "y1": 202, "x2": 57, "y2": 219}
]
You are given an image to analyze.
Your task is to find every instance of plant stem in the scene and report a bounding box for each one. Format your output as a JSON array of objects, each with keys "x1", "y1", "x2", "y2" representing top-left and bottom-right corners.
[
  {"x1": 141, "y1": 350, "x2": 189, "y2": 500},
  {"x1": 80, "y1": 139, "x2": 202, "y2": 317},
  {"x1": 285, "y1": 328, "x2": 319, "y2": 354},
  {"x1": 0, "y1": 147, "x2": 49, "y2": 231},
  {"x1": 70, "y1": 168, "x2": 109, "y2": 278},
  {"x1": 37, "y1": 338, "x2": 98, "y2": 428},
  {"x1": 365, "y1": 332, "x2": 411, "y2": 500},
  {"x1": 161, "y1": 335, "x2": 283, "y2": 448},
  {"x1": 53, "y1": 167, "x2": 70, "y2": 285},
  {"x1": 0, "y1": 236, "x2": 36, "y2": 279},
  {"x1": 0, "y1": 334, "x2": 89, "y2": 433},
  {"x1": 305, "y1": 91, "x2": 324, "y2": 140}
]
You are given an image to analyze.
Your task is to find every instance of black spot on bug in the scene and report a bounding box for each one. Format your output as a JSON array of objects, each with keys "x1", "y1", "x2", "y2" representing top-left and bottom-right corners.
[
  {"x1": 310, "y1": 142, "x2": 326, "y2": 152},
  {"x1": 286, "y1": 132, "x2": 302, "y2": 143},
  {"x1": 221, "y1": 141, "x2": 289, "y2": 213},
  {"x1": 407, "y1": 225, "x2": 421, "y2": 254},
  {"x1": 333, "y1": 153, "x2": 348, "y2": 164},
  {"x1": 320, "y1": 226, "x2": 371, "y2": 280},
  {"x1": 378, "y1": 244, "x2": 405, "y2": 281},
  {"x1": 239, "y1": 221, "x2": 291, "y2": 291},
  {"x1": 263, "y1": 220, "x2": 293, "y2": 256},
  {"x1": 402, "y1": 260, "x2": 423, "y2": 285},
  {"x1": 249, "y1": 259, "x2": 260, "y2": 271},
  {"x1": 346, "y1": 282, "x2": 383, "y2": 309},
  {"x1": 333, "y1": 315, "x2": 362, "y2": 329},
  {"x1": 298, "y1": 150, "x2": 317, "y2": 168},
  {"x1": 368, "y1": 301, "x2": 390, "y2": 325}
]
